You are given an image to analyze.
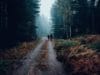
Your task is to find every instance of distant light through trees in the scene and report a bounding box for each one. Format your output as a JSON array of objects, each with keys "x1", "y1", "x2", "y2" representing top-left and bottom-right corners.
[
  {"x1": 36, "y1": 0, "x2": 55, "y2": 37},
  {"x1": 40, "y1": 0, "x2": 55, "y2": 19}
]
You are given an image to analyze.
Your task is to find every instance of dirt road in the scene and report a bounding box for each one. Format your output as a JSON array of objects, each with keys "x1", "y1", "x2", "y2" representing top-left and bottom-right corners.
[{"x1": 13, "y1": 38, "x2": 66, "y2": 75}]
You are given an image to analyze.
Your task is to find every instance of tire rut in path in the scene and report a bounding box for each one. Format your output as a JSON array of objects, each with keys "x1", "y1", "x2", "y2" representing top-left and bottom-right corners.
[
  {"x1": 13, "y1": 40, "x2": 46, "y2": 75},
  {"x1": 13, "y1": 40, "x2": 66, "y2": 75},
  {"x1": 28, "y1": 40, "x2": 66, "y2": 75},
  {"x1": 28, "y1": 40, "x2": 49, "y2": 75}
]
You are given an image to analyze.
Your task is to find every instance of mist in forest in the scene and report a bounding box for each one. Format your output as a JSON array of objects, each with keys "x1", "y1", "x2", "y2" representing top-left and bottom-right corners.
[
  {"x1": 36, "y1": 15, "x2": 52, "y2": 37},
  {"x1": 36, "y1": 0, "x2": 55, "y2": 37}
]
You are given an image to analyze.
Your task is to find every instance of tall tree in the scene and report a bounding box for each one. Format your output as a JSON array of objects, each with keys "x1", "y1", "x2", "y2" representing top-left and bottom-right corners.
[
  {"x1": 0, "y1": 0, "x2": 39, "y2": 48},
  {"x1": 51, "y1": 4, "x2": 64, "y2": 38},
  {"x1": 52, "y1": 0, "x2": 73, "y2": 38},
  {"x1": 52, "y1": 0, "x2": 100, "y2": 39}
]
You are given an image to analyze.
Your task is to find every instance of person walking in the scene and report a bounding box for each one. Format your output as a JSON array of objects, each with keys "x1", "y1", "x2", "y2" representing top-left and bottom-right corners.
[
  {"x1": 48, "y1": 34, "x2": 53, "y2": 41},
  {"x1": 48, "y1": 35, "x2": 50, "y2": 40}
]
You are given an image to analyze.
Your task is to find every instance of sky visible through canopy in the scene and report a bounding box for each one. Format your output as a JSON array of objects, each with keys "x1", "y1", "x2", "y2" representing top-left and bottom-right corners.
[
  {"x1": 36, "y1": 0, "x2": 55, "y2": 37},
  {"x1": 40, "y1": 0, "x2": 55, "y2": 19}
]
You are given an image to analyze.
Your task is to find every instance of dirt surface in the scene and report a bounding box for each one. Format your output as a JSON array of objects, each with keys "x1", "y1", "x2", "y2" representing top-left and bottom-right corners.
[{"x1": 13, "y1": 38, "x2": 66, "y2": 75}]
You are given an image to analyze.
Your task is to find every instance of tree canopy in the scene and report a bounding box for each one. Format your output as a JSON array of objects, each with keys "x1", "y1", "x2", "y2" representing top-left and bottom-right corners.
[
  {"x1": 51, "y1": 0, "x2": 100, "y2": 39},
  {"x1": 0, "y1": 0, "x2": 40, "y2": 48}
]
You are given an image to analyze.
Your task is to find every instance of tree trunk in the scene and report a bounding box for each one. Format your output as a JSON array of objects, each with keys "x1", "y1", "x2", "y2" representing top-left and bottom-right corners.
[{"x1": 69, "y1": 25, "x2": 71, "y2": 38}]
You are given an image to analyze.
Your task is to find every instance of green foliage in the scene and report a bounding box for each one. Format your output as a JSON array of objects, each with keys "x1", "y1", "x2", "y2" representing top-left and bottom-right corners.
[
  {"x1": 52, "y1": 0, "x2": 100, "y2": 39},
  {"x1": 62, "y1": 40, "x2": 80, "y2": 47},
  {"x1": 89, "y1": 42, "x2": 100, "y2": 52},
  {"x1": 55, "y1": 40, "x2": 80, "y2": 50},
  {"x1": 51, "y1": 0, "x2": 72, "y2": 39},
  {"x1": 0, "y1": 0, "x2": 39, "y2": 48}
]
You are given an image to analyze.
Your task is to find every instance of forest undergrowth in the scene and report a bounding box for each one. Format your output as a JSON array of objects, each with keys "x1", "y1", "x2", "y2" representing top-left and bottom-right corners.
[
  {"x1": 54, "y1": 35, "x2": 100, "y2": 75},
  {"x1": 0, "y1": 41, "x2": 38, "y2": 75}
]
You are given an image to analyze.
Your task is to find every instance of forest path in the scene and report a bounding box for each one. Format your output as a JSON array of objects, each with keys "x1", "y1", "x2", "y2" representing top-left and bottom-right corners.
[{"x1": 13, "y1": 38, "x2": 66, "y2": 75}]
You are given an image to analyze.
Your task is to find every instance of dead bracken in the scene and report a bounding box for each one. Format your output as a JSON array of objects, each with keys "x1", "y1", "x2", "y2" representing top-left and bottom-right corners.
[{"x1": 54, "y1": 35, "x2": 100, "y2": 75}]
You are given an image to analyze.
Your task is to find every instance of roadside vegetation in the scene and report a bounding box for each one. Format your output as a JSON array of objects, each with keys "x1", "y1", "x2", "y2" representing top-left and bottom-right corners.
[
  {"x1": 54, "y1": 35, "x2": 100, "y2": 75},
  {"x1": 0, "y1": 41, "x2": 38, "y2": 75}
]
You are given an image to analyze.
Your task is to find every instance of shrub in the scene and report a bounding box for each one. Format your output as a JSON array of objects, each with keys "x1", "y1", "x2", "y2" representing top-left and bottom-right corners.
[
  {"x1": 89, "y1": 41, "x2": 100, "y2": 52},
  {"x1": 62, "y1": 40, "x2": 80, "y2": 48},
  {"x1": 0, "y1": 60, "x2": 12, "y2": 75}
]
